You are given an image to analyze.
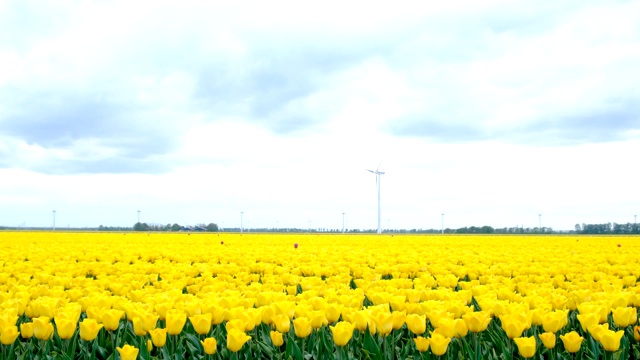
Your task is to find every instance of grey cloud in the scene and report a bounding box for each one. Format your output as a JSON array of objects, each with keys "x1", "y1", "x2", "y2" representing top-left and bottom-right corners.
[
  {"x1": 388, "y1": 99, "x2": 640, "y2": 145},
  {"x1": 523, "y1": 101, "x2": 640, "y2": 145}
]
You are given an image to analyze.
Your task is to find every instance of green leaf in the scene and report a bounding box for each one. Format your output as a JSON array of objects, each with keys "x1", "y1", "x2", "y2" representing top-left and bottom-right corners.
[
  {"x1": 362, "y1": 329, "x2": 382, "y2": 360},
  {"x1": 285, "y1": 332, "x2": 303, "y2": 360}
]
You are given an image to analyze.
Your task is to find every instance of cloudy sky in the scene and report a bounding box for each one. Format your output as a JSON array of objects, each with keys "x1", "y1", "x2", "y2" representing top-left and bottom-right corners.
[{"x1": 1, "y1": 0, "x2": 639, "y2": 231}]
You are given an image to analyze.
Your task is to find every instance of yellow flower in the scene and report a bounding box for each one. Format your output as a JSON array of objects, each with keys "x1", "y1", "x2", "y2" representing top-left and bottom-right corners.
[
  {"x1": 500, "y1": 315, "x2": 527, "y2": 339},
  {"x1": 79, "y1": 318, "x2": 104, "y2": 341},
  {"x1": 293, "y1": 317, "x2": 312, "y2": 338},
  {"x1": 325, "y1": 304, "x2": 343, "y2": 324},
  {"x1": 226, "y1": 328, "x2": 251, "y2": 352},
  {"x1": 435, "y1": 318, "x2": 458, "y2": 338},
  {"x1": 539, "y1": 332, "x2": 556, "y2": 349},
  {"x1": 634, "y1": 325, "x2": 640, "y2": 342},
  {"x1": 189, "y1": 313, "x2": 212, "y2": 335},
  {"x1": 0, "y1": 325, "x2": 19, "y2": 345},
  {"x1": 330, "y1": 322, "x2": 355, "y2": 347},
  {"x1": 428, "y1": 332, "x2": 451, "y2": 356},
  {"x1": 117, "y1": 344, "x2": 139, "y2": 360},
  {"x1": 101, "y1": 309, "x2": 124, "y2": 332},
  {"x1": 54, "y1": 317, "x2": 76, "y2": 340},
  {"x1": 559, "y1": 331, "x2": 583, "y2": 353},
  {"x1": 463, "y1": 311, "x2": 492, "y2": 333},
  {"x1": 166, "y1": 310, "x2": 187, "y2": 336},
  {"x1": 414, "y1": 336, "x2": 430, "y2": 352},
  {"x1": 373, "y1": 312, "x2": 393, "y2": 336},
  {"x1": 147, "y1": 339, "x2": 152, "y2": 352},
  {"x1": 33, "y1": 316, "x2": 54, "y2": 340},
  {"x1": 391, "y1": 311, "x2": 406, "y2": 330},
  {"x1": 588, "y1": 323, "x2": 608, "y2": 342},
  {"x1": 541, "y1": 311, "x2": 567, "y2": 333},
  {"x1": 132, "y1": 317, "x2": 147, "y2": 336},
  {"x1": 139, "y1": 312, "x2": 159, "y2": 332},
  {"x1": 453, "y1": 319, "x2": 468, "y2": 338},
  {"x1": 599, "y1": 329, "x2": 624, "y2": 352},
  {"x1": 20, "y1": 322, "x2": 34, "y2": 339},
  {"x1": 201, "y1": 337, "x2": 217, "y2": 355},
  {"x1": 270, "y1": 330, "x2": 284, "y2": 347},
  {"x1": 576, "y1": 313, "x2": 599, "y2": 332},
  {"x1": 513, "y1": 336, "x2": 536, "y2": 358},
  {"x1": 612, "y1": 307, "x2": 637, "y2": 328},
  {"x1": 149, "y1": 328, "x2": 167, "y2": 348},
  {"x1": 406, "y1": 314, "x2": 426, "y2": 335},
  {"x1": 273, "y1": 314, "x2": 290, "y2": 333}
]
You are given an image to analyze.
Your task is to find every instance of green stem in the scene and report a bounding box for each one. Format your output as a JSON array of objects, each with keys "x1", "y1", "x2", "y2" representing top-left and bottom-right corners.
[{"x1": 474, "y1": 332, "x2": 480, "y2": 360}]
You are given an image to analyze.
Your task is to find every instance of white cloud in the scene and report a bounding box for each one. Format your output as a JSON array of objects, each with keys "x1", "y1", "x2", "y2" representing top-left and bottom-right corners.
[{"x1": 1, "y1": 0, "x2": 639, "y2": 230}]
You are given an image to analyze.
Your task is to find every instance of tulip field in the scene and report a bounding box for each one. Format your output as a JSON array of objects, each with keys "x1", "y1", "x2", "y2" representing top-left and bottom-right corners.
[{"x1": 0, "y1": 232, "x2": 639, "y2": 359}]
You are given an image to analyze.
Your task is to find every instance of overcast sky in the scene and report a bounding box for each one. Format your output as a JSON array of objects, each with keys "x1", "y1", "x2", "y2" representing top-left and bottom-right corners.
[{"x1": 1, "y1": 1, "x2": 639, "y2": 231}]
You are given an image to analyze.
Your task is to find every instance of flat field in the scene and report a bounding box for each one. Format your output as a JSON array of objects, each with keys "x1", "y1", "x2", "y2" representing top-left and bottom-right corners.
[{"x1": 0, "y1": 232, "x2": 638, "y2": 359}]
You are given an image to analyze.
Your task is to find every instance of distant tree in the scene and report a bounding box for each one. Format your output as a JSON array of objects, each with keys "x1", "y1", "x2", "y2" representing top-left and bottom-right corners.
[
  {"x1": 171, "y1": 223, "x2": 182, "y2": 232},
  {"x1": 206, "y1": 223, "x2": 219, "y2": 232},
  {"x1": 133, "y1": 222, "x2": 150, "y2": 231}
]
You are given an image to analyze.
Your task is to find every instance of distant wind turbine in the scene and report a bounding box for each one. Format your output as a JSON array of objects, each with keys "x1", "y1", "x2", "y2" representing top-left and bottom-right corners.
[{"x1": 366, "y1": 165, "x2": 385, "y2": 234}]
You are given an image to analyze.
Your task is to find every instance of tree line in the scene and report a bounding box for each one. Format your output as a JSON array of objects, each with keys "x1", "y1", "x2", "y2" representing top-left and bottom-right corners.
[
  {"x1": 574, "y1": 222, "x2": 640, "y2": 234},
  {"x1": 132, "y1": 222, "x2": 219, "y2": 232}
]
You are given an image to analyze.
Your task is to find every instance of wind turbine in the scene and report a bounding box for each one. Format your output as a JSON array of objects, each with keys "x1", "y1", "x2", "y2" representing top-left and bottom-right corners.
[{"x1": 366, "y1": 165, "x2": 385, "y2": 234}]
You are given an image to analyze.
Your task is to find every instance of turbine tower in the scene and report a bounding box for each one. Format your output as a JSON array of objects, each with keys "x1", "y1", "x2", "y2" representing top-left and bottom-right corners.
[{"x1": 366, "y1": 165, "x2": 385, "y2": 234}]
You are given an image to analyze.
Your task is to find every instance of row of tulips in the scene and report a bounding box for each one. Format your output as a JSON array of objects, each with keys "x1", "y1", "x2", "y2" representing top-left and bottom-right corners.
[
  {"x1": 1, "y1": 300, "x2": 639, "y2": 358},
  {"x1": 0, "y1": 232, "x2": 639, "y2": 358}
]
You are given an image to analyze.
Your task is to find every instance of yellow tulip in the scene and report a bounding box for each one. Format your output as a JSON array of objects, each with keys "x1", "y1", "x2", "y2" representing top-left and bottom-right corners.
[
  {"x1": 391, "y1": 311, "x2": 406, "y2": 330},
  {"x1": 166, "y1": 310, "x2": 187, "y2": 336},
  {"x1": 434, "y1": 318, "x2": 456, "y2": 338},
  {"x1": 293, "y1": 317, "x2": 312, "y2": 338},
  {"x1": 201, "y1": 337, "x2": 217, "y2": 355},
  {"x1": 101, "y1": 309, "x2": 124, "y2": 332},
  {"x1": 513, "y1": 336, "x2": 536, "y2": 358},
  {"x1": 149, "y1": 328, "x2": 167, "y2": 348},
  {"x1": 132, "y1": 317, "x2": 147, "y2": 336},
  {"x1": 55, "y1": 317, "x2": 77, "y2": 340},
  {"x1": 500, "y1": 315, "x2": 527, "y2": 339},
  {"x1": 330, "y1": 322, "x2": 355, "y2": 347},
  {"x1": 559, "y1": 331, "x2": 583, "y2": 353},
  {"x1": 79, "y1": 318, "x2": 104, "y2": 341},
  {"x1": 20, "y1": 322, "x2": 34, "y2": 339},
  {"x1": 414, "y1": 336, "x2": 430, "y2": 352},
  {"x1": 541, "y1": 311, "x2": 567, "y2": 333},
  {"x1": 634, "y1": 325, "x2": 640, "y2": 342},
  {"x1": 453, "y1": 319, "x2": 468, "y2": 338},
  {"x1": 406, "y1": 314, "x2": 426, "y2": 335},
  {"x1": 352, "y1": 311, "x2": 369, "y2": 332},
  {"x1": 189, "y1": 313, "x2": 212, "y2": 335},
  {"x1": 310, "y1": 312, "x2": 328, "y2": 329},
  {"x1": 428, "y1": 332, "x2": 451, "y2": 356},
  {"x1": 599, "y1": 329, "x2": 624, "y2": 352},
  {"x1": 270, "y1": 331, "x2": 284, "y2": 347},
  {"x1": 33, "y1": 316, "x2": 54, "y2": 340},
  {"x1": 0, "y1": 325, "x2": 19, "y2": 345},
  {"x1": 325, "y1": 304, "x2": 343, "y2": 324},
  {"x1": 373, "y1": 312, "x2": 393, "y2": 336},
  {"x1": 117, "y1": 344, "x2": 139, "y2": 360},
  {"x1": 226, "y1": 328, "x2": 251, "y2": 352},
  {"x1": 612, "y1": 307, "x2": 637, "y2": 328},
  {"x1": 463, "y1": 311, "x2": 491, "y2": 333},
  {"x1": 147, "y1": 339, "x2": 152, "y2": 352},
  {"x1": 576, "y1": 313, "x2": 599, "y2": 332},
  {"x1": 539, "y1": 332, "x2": 556, "y2": 349},
  {"x1": 273, "y1": 314, "x2": 290, "y2": 333},
  {"x1": 139, "y1": 312, "x2": 159, "y2": 332},
  {"x1": 588, "y1": 323, "x2": 608, "y2": 342}
]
